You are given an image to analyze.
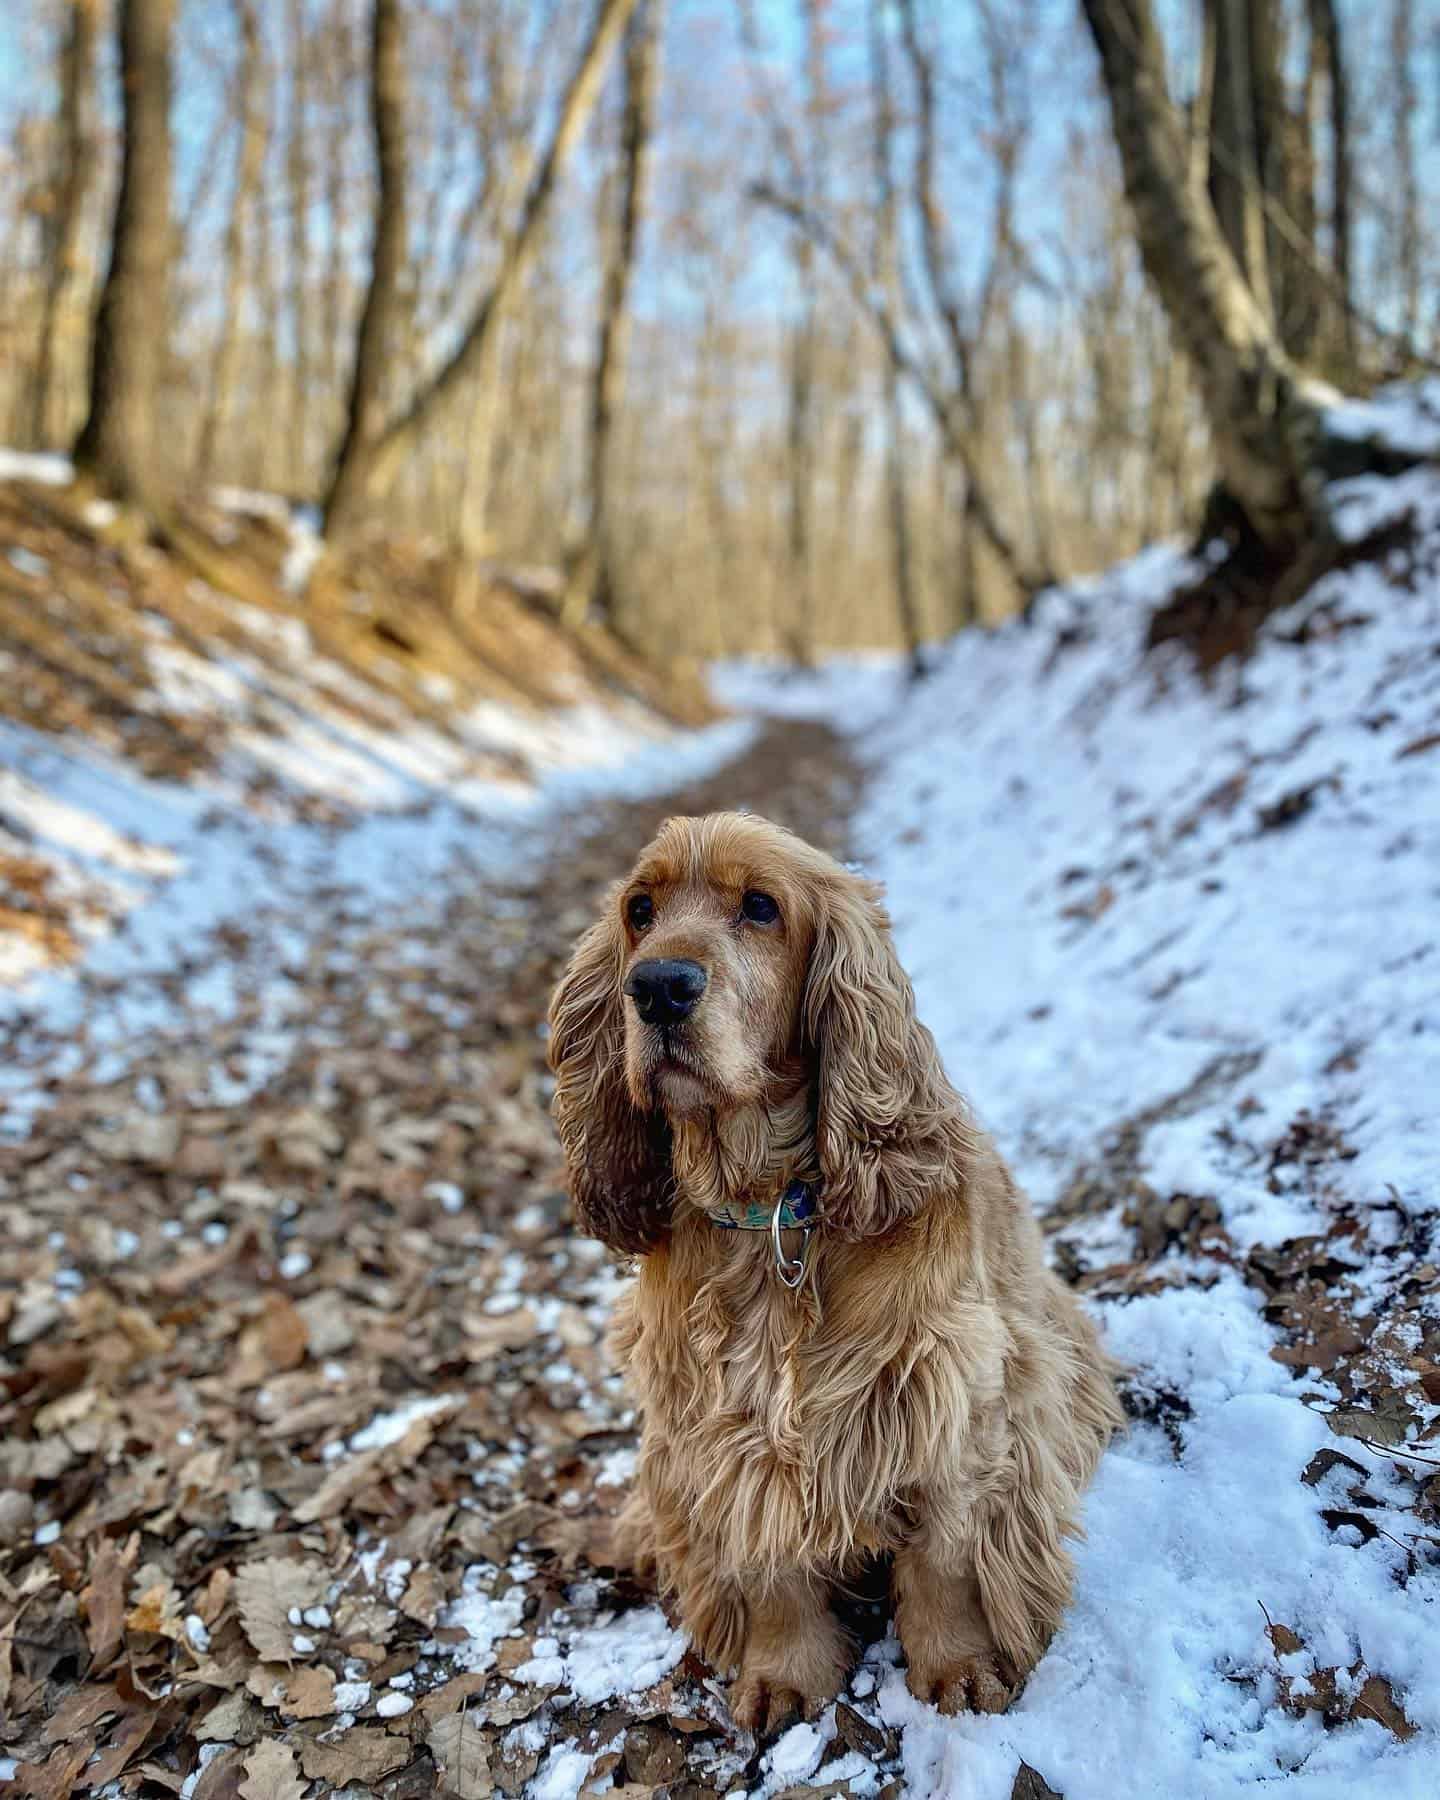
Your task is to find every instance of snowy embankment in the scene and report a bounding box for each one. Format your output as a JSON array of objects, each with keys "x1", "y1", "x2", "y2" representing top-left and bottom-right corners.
[
  {"x1": 0, "y1": 454, "x2": 751, "y2": 1126},
  {"x1": 719, "y1": 444, "x2": 1440, "y2": 1793}
]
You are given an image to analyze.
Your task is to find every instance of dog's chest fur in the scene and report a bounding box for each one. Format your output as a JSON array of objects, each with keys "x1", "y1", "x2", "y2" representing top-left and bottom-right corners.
[{"x1": 615, "y1": 1217, "x2": 1008, "y2": 1579}]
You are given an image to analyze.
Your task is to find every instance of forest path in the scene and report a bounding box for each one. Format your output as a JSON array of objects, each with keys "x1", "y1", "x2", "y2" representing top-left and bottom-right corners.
[{"x1": 0, "y1": 716, "x2": 888, "y2": 1800}]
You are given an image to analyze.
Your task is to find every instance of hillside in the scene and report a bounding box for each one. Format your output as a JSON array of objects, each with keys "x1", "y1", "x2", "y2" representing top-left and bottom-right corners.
[
  {"x1": 0, "y1": 458, "x2": 735, "y2": 991},
  {"x1": 1, "y1": 400, "x2": 1439, "y2": 1800}
]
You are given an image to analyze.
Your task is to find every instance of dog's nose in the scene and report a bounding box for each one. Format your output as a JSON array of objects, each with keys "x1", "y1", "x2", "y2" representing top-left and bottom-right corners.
[{"x1": 624, "y1": 958, "x2": 707, "y2": 1026}]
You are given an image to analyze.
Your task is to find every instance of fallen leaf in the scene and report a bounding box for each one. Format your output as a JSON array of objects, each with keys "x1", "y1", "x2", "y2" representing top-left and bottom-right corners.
[
  {"x1": 42, "y1": 1683, "x2": 122, "y2": 1745},
  {"x1": 298, "y1": 1726, "x2": 410, "y2": 1786},
  {"x1": 400, "y1": 1564, "x2": 444, "y2": 1626},
  {"x1": 246, "y1": 1662, "x2": 335, "y2": 1719},
  {"x1": 234, "y1": 1558, "x2": 325, "y2": 1663},
  {"x1": 126, "y1": 1580, "x2": 185, "y2": 1641},
  {"x1": 429, "y1": 1708, "x2": 495, "y2": 1798},
  {"x1": 238, "y1": 1738, "x2": 307, "y2": 1800},
  {"x1": 80, "y1": 1540, "x2": 129, "y2": 1669},
  {"x1": 1012, "y1": 1766, "x2": 1063, "y2": 1800},
  {"x1": 78, "y1": 1705, "x2": 163, "y2": 1790},
  {"x1": 10, "y1": 1740, "x2": 93, "y2": 1800},
  {"x1": 1351, "y1": 1672, "x2": 1417, "y2": 1741}
]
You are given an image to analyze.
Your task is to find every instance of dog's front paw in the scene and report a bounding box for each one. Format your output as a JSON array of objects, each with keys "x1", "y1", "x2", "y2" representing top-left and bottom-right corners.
[
  {"x1": 906, "y1": 1650, "x2": 1017, "y2": 1716},
  {"x1": 729, "y1": 1672, "x2": 831, "y2": 1735}
]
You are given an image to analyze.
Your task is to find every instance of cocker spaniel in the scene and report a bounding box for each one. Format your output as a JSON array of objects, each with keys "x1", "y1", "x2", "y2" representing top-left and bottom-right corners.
[{"x1": 549, "y1": 811, "x2": 1122, "y2": 1732}]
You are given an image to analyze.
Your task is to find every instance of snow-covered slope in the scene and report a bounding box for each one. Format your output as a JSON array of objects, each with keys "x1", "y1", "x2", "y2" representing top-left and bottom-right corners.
[{"x1": 723, "y1": 455, "x2": 1440, "y2": 1795}]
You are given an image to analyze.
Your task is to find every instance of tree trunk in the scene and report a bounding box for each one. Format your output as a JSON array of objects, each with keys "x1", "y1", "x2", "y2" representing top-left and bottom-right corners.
[
  {"x1": 1306, "y1": 0, "x2": 1352, "y2": 366},
  {"x1": 1390, "y1": 0, "x2": 1420, "y2": 352},
  {"x1": 323, "y1": 0, "x2": 642, "y2": 542},
  {"x1": 566, "y1": 0, "x2": 663, "y2": 629},
  {"x1": 1080, "y1": 0, "x2": 1328, "y2": 553},
  {"x1": 32, "y1": 0, "x2": 101, "y2": 449},
  {"x1": 73, "y1": 0, "x2": 176, "y2": 504},
  {"x1": 286, "y1": 0, "x2": 312, "y2": 492},
  {"x1": 195, "y1": 0, "x2": 265, "y2": 484},
  {"x1": 323, "y1": 0, "x2": 409, "y2": 539},
  {"x1": 1206, "y1": 0, "x2": 1274, "y2": 327},
  {"x1": 868, "y1": 0, "x2": 922, "y2": 674}
]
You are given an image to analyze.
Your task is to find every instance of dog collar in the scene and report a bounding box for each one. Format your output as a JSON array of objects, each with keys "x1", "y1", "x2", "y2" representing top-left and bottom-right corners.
[
  {"x1": 708, "y1": 1177, "x2": 818, "y2": 1233},
  {"x1": 708, "y1": 1179, "x2": 818, "y2": 1290}
]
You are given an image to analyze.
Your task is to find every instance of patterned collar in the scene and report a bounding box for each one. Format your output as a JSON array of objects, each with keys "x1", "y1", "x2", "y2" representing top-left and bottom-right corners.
[{"x1": 707, "y1": 1177, "x2": 819, "y2": 1232}]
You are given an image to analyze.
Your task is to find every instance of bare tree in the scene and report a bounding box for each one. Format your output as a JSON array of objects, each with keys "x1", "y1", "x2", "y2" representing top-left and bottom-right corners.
[
  {"x1": 1206, "y1": 0, "x2": 1276, "y2": 327},
  {"x1": 1389, "y1": 0, "x2": 1420, "y2": 352},
  {"x1": 73, "y1": 0, "x2": 176, "y2": 503},
  {"x1": 1306, "y1": 0, "x2": 1352, "y2": 366},
  {"x1": 1079, "y1": 0, "x2": 1333, "y2": 555},
  {"x1": 195, "y1": 0, "x2": 265, "y2": 483},
  {"x1": 324, "y1": 0, "x2": 409, "y2": 538},
  {"x1": 323, "y1": 0, "x2": 643, "y2": 543},
  {"x1": 868, "y1": 0, "x2": 923, "y2": 674},
  {"x1": 566, "y1": 0, "x2": 664, "y2": 627},
  {"x1": 286, "y1": 0, "x2": 313, "y2": 490},
  {"x1": 31, "y1": 0, "x2": 101, "y2": 448}
]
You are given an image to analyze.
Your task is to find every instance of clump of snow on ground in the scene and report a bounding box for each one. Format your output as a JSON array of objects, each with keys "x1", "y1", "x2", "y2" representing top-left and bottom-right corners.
[
  {"x1": 731, "y1": 442, "x2": 1440, "y2": 1794},
  {"x1": 440, "y1": 1569, "x2": 528, "y2": 1672},
  {"x1": 516, "y1": 1606, "x2": 685, "y2": 1703}
]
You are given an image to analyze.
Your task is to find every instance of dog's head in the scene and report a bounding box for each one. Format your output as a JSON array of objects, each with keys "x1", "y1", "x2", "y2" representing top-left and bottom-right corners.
[{"x1": 548, "y1": 812, "x2": 960, "y2": 1253}]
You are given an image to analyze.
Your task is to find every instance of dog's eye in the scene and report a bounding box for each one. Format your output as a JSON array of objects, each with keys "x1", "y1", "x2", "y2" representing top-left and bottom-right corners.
[
  {"x1": 740, "y1": 890, "x2": 779, "y2": 925},
  {"x1": 626, "y1": 893, "x2": 654, "y2": 931}
]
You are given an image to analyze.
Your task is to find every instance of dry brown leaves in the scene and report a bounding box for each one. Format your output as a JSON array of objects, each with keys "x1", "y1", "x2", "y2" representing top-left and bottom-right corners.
[{"x1": 0, "y1": 719, "x2": 866, "y2": 1796}]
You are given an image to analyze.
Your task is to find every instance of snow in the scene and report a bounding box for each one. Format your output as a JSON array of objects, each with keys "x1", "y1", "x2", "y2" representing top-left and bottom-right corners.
[
  {"x1": 0, "y1": 683, "x2": 750, "y2": 1125},
  {"x1": 515, "y1": 1605, "x2": 685, "y2": 1703},
  {"x1": 1324, "y1": 376, "x2": 1440, "y2": 459},
  {"x1": 729, "y1": 446, "x2": 1440, "y2": 1794},
  {"x1": 344, "y1": 1393, "x2": 460, "y2": 1453},
  {"x1": 0, "y1": 449, "x2": 73, "y2": 485},
  {"x1": 441, "y1": 1571, "x2": 528, "y2": 1672},
  {"x1": 530, "y1": 1745, "x2": 598, "y2": 1800}
]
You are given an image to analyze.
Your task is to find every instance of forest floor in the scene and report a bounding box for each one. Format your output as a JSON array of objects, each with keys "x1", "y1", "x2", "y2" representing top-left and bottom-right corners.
[{"x1": 3, "y1": 406, "x2": 1440, "y2": 1800}]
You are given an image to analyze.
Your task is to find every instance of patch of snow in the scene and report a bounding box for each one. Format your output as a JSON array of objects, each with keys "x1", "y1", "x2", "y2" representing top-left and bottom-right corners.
[
  {"x1": 516, "y1": 1606, "x2": 685, "y2": 1703},
  {"x1": 593, "y1": 1447, "x2": 637, "y2": 1488},
  {"x1": 767, "y1": 1721, "x2": 827, "y2": 1782},
  {"x1": 441, "y1": 1570, "x2": 527, "y2": 1672},
  {"x1": 347, "y1": 1393, "x2": 459, "y2": 1452},
  {"x1": 530, "y1": 1745, "x2": 597, "y2": 1800},
  {"x1": 1324, "y1": 377, "x2": 1440, "y2": 459},
  {"x1": 0, "y1": 449, "x2": 73, "y2": 485},
  {"x1": 734, "y1": 461, "x2": 1440, "y2": 1795},
  {"x1": 375, "y1": 1690, "x2": 412, "y2": 1718}
]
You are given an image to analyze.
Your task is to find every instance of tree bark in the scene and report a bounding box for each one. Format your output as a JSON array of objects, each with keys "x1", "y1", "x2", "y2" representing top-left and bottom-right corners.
[
  {"x1": 32, "y1": 0, "x2": 101, "y2": 449},
  {"x1": 73, "y1": 0, "x2": 176, "y2": 504},
  {"x1": 195, "y1": 0, "x2": 265, "y2": 483},
  {"x1": 1306, "y1": 0, "x2": 1352, "y2": 366},
  {"x1": 323, "y1": 0, "x2": 642, "y2": 542},
  {"x1": 286, "y1": 0, "x2": 312, "y2": 492},
  {"x1": 1080, "y1": 0, "x2": 1328, "y2": 553},
  {"x1": 869, "y1": 0, "x2": 923, "y2": 674},
  {"x1": 566, "y1": 0, "x2": 663, "y2": 628},
  {"x1": 1206, "y1": 0, "x2": 1274, "y2": 327},
  {"x1": 1389, "y1": 0, "x2": 1420, "y2": 352},
  {"x1": 323, "y1": 0, "x2": 409, "y2": 538}
]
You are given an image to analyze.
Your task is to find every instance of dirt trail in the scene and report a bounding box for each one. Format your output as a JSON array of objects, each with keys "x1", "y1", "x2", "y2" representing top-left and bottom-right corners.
[{"x1": 0, "y1": 719, "x2": 878, "y2": 1799}]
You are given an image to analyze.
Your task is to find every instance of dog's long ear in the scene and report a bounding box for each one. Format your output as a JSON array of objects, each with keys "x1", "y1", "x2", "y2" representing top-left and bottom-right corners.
[
  {"x1": 803, "y1": 875, "x2": 968, "y2": 1239},
  {"x1": 548, "y1": 900, "x2": 673, "y2": 1254}
]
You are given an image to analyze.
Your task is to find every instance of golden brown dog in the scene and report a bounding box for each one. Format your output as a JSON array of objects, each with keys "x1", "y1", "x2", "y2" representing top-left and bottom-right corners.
[{"x1": 549, "y1": 812, "x2": 1122, "y2": 1732}]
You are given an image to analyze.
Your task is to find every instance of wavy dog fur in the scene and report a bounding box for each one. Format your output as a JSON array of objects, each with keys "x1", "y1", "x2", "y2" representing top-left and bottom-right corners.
[{"x1": 549, "y1": 813, "x2": 1123, "y2": 1731}]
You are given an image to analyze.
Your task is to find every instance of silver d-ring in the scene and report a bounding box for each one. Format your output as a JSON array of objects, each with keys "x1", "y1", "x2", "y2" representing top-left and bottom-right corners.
[{"x1": 772, "y1": 1207, "x2": 812, "y2": 1289}]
